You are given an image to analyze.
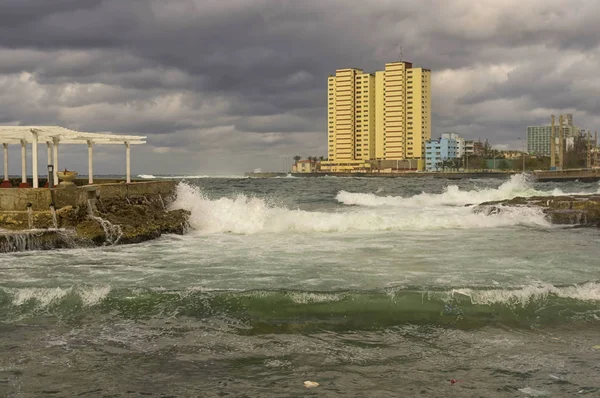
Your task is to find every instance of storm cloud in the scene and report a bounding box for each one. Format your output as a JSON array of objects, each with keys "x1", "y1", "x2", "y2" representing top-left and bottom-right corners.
[{"x1": 0, "y1": 0, "x2": 599, "y2": 174}]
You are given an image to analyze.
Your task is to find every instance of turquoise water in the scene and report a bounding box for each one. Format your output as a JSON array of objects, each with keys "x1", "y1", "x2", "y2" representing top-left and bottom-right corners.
[{"x1": 1, "y1": 175, "x2": 599, "y2": 397}]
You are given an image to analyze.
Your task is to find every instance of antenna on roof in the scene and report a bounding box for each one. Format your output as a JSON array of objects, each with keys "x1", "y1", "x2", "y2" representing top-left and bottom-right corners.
[{"x1": 398, "y1": 45, "x2": 403, "y2": 62}]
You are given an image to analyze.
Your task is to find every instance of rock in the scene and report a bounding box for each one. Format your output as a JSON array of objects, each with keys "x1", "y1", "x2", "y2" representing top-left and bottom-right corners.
[
  {"x1": 0, "y1": 191, "x2": 190, "y2": 252},
  {"x1": 474, "y1": 194, "x2": 600, "y2": 227}
]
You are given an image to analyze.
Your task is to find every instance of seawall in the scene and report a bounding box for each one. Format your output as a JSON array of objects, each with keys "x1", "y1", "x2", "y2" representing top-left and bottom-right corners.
[
  {"x1": 0, "y1": 181, "x2": 189, "y2": 253},
  {"x1": 533, "y1": 169, "x2": 600, "y2": 182},
  {"x1": 246, "y1": 171, "x2": 513, "y2": 179}
]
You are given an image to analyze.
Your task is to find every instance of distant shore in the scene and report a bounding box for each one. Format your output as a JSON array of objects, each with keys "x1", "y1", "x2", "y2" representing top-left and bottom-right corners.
[
  {"x1": 245, "y1": 169, "x2": 600, "y2": 181},
  {"x1": 245, "y1": 171, "x2": 514, "y2": 179}
]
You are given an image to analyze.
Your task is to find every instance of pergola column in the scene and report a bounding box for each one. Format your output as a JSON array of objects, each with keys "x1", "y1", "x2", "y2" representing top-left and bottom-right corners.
[
  {"x1": 1, "y1": 143, "x2": 9, "y2": 188},
  {"x1": 87, "y1": 140, "x2": 94, "y2": 184},
  {"x1": 46, "y1": 141, "x2": 53, "y2": 166},
  {"x1": 125, "y1": 141, "x2": 131, "y2": 183},
  {"x1": 31, "y1": 130, "x2": 39, "y2": 188},
  {"x1": 3, "y1": 143, "x2": 8, "y2": 181},
  {"x1": 46, "y1": 141, "x2": 53, "y2": 187},
  {"x1": 52, "y1": 137, "x2": 59, "y2": 185},
  {"x1": 20, "y1": 139, "x2": 28, "y2": 187}
]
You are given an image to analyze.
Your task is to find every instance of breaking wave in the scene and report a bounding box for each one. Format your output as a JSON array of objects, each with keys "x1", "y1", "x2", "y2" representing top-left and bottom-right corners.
[
  {"x1": 336, "y1": 174, "x2": 572, "y2": 208},
  {"x1": 171, "y1": 183, "x2": 550, "y2": 234},
  {"x1": 1, "y1": 283, "x2": 598, "y2": 330},
  {"x1": 138, "y1": 174, "x2": 247, "y2": 179}
]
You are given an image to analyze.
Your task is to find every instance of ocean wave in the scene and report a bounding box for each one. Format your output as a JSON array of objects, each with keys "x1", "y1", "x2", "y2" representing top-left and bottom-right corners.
[
  {"x1": 1, "y1": 283, "x2": 598, "y2": 330},
  {"x1": 170, "y1": 183, "x2": 550, "y2": 234},
  {"x1": 273, "y1": 174, "x2": 298, "y2": 179},
  {"x1": 336, "y1": 174, "x2": 591, "y2": 208},
  {"x1": 138, "y1": 174, "x2": 247, "y2": 179}
]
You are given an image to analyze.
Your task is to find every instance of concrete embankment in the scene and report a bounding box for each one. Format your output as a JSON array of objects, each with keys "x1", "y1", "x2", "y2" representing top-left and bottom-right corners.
[
  {"x1": 0, "y1": 181, "x2": 189, "y2": 253},
  {"x1": 533, "y1": 169, "x2": 600, "y2": 182}
]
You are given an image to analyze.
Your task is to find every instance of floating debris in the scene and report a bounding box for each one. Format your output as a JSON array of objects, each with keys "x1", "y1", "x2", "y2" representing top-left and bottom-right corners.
[{"x1": 304, "y1": 381, "x2": 319, "y2": 388}]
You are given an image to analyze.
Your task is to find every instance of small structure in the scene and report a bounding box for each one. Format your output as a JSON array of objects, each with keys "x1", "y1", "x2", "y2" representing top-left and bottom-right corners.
[
  {"x1": 0, "y1": 126, "x2": 146, "y2": 187},
  {"x1": 292, "y1": 159, "x2": 317, "y2": 173}
]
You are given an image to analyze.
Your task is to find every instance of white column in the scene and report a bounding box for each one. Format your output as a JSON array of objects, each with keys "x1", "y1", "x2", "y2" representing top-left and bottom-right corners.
[
  {"x1": 31, "y1": 131, "x2": 39, "y2": 188},
  {"x1": 52, "y1": 137, "x2": 59, "y2": 185},
  {"x1": 46, "y1": 141, "x2": 53, "y2": 187},
  {"x1": 3, "y1": 143, "x2": 8, "y2": 181},
  {"x1": 87, "y1": 140, "x2": 94, "y2": 184},
  {"x1": 20, "y1": 139, "x2": 27, "y2": 185},
  {"x1": 46, "y1": 141, "x2": 53, "y2": 166},
  {"x1": 125, "y1": 141, "x2": 131, "y2": 183}
]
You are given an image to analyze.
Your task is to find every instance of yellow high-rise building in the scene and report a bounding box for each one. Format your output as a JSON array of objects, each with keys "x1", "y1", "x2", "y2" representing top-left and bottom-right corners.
[
  {"x1": 323, "y1": 61, "x2": 430, "y2": 172},
  {"x1": 326, "y1": 69, "x2": 375, "y2": 170}
]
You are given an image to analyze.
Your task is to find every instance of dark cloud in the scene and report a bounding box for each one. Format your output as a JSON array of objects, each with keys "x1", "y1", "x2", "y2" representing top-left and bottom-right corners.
[{"x1": 0, "y1": 0, "x2": 599, "y2": 174}]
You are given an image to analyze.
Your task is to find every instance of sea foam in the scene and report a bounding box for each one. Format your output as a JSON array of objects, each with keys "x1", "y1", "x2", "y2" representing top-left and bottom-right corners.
[
  {"x1": 171, "y1": 182, "x2": 550, "y2": 235},
  {"x1": 336, "y1": 174, "x2": 572, "y2": 208},
  {"x1": 449, "y1": 282, "x2": 600, "y2": 306}
]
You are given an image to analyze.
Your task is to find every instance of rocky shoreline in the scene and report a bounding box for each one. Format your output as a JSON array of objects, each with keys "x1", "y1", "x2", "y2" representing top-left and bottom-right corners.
[
  {"x1": 474, "y1": 194, "x2": 600, "y2": 227},
  {"x1": 0, "y1": 181, "x2": 190, "y2": 253}
]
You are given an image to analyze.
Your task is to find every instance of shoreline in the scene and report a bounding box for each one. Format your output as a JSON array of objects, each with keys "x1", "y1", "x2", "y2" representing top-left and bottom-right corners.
[
  {"x1": 0, "y1": 180, "x2": 189, "y2": 253},
  {"x1": 245, "y1": 171, "x2": 514, "y2": 179},
  {"x1": 245, "y1": 169, "x2": 600, "y2": 182}
]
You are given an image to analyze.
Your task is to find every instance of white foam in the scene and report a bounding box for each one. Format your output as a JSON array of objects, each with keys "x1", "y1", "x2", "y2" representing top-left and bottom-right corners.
[
  {"x1": 449, "y1": 282, "x2": 600, "y2": 306},
  {"x1": 5, "y1": 285, "x2": 112, "y2": 308},
  {"x1": 288, "y1": 292, "x2": 345, "y2": 304},
  {"x1": 77, "y1": 286, "x2": 112, "y2": 306},
  {"x1": 274, "y1": 173, "x2": 298, "y2": 179},
  {"x1": 171, "y1": 183, "x2": 550, "y2": 235},
  {"x1": 11, "y1": 286, "x2": 72, "y2": 307},
  {"x1": 336, "y1": 174, "x2": 575, "y2": 208},
  {"x1": 139, "y1": 174, "x2": 247, "y2": 179}
]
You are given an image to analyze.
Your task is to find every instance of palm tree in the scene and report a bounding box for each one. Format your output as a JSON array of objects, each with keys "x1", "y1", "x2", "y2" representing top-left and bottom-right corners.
[{"x1": 293, "y1": 155, "x2": 301, "y2": 164}]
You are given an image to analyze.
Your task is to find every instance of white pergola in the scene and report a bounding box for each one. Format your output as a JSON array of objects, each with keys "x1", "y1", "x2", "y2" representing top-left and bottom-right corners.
[{"x1": 0, "y1": 126, "x2": 146, "y2": 188}]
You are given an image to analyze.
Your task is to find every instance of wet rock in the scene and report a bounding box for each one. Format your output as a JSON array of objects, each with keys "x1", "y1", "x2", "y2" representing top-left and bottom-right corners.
[
  {"x1": 474, "y1": 195, "x2": 600, "y2": 227},
  {"x1": 74, "y1": 197, "x2": 190, "y2": 245},
  {"x1": 0, "y1": 192, "x2": 190, "y2": 252}
]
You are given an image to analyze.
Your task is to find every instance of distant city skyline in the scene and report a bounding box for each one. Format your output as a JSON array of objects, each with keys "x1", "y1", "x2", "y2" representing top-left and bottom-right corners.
[{"x1": 0, "y1": 0, "x2": 599, "y2": 174}]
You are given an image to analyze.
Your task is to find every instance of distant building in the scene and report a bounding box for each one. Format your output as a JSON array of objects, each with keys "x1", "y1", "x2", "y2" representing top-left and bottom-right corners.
[
  {"x1": 465, "y1": 140, "x2": 485, "y2": 156},
  {"x1": 425, "y1": 137, "x2": 458, "y2": 171},
  {"x1": 474, "y1": 141, "x2": 485, "y2": 156},
  {"x1": 292, "y1": 160, "x2": 316, "y2": 173},
  {"x1": 464, "y1": 140, "x2": 474, "y2": 155},
  {"x1": 527, "y1": 114, "x2": 580, "y2": 156},
  {"x1": 441, "y1": 133, "x2": 465, "y2": 158},
  {"x1": 322, "y1": 60, "x2": 431, "y2": 172}
]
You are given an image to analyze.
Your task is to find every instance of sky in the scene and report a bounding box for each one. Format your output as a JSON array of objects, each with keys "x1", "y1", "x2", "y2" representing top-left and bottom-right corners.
[{"x1": 1, "y1": 0, "x2": 599, "y2": 175}]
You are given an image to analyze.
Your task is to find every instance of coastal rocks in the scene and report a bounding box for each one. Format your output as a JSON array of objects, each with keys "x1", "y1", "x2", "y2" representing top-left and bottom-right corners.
[
  {"x1": 0, "y1": 230, "x2": 76, "y2": 253},
  {"x1": 0, "y1": 185, "x2": 190, "y2": 252},
  {"x1": 62, "y1": 196, "x2": 190, "y2": 246},
  {"x1": 474, "y1": 195, "x2": 600, "y2": 227}
]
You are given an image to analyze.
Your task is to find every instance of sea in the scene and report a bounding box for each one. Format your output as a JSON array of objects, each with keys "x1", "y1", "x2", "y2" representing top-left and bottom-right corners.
[{"x1": 1, "y1": 174, "x2": 599, "y2": 397}]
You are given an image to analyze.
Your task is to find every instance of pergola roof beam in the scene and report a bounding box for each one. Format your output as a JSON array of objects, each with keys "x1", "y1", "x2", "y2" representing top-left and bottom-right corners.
[{"x1": 0, "y1": 126, "x2": 146, "y2": 188}]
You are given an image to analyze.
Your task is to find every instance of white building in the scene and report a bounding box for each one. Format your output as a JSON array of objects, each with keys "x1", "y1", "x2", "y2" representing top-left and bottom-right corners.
[{"x1": 441, "y1": 133, "x2": 465, "y2": 158}]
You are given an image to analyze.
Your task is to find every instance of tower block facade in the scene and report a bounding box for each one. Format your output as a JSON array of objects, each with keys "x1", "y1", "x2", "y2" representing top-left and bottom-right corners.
[{"x1": 324, "y1": 61, "x2": 431, "y2": 172}]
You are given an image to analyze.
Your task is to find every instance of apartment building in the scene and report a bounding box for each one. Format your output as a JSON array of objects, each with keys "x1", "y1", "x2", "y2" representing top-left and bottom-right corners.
[
  {"x1": 323, "y1": 61, "x2": 431, "y2": 172},
  {"x1": 425, "y1": 137, "x2": 458, "y2": 171},
  {"x1": 527, "y1": 114, "x2": 580, "y2": 156},
  {"x1": 441, "y1": 132, "x2": 465, "y2": 158}
]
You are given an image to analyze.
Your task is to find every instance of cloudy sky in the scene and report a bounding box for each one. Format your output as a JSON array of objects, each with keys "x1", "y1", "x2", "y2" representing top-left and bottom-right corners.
[{"x1": 1, "y1": 0, "x2": 599, "y2": 175}]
